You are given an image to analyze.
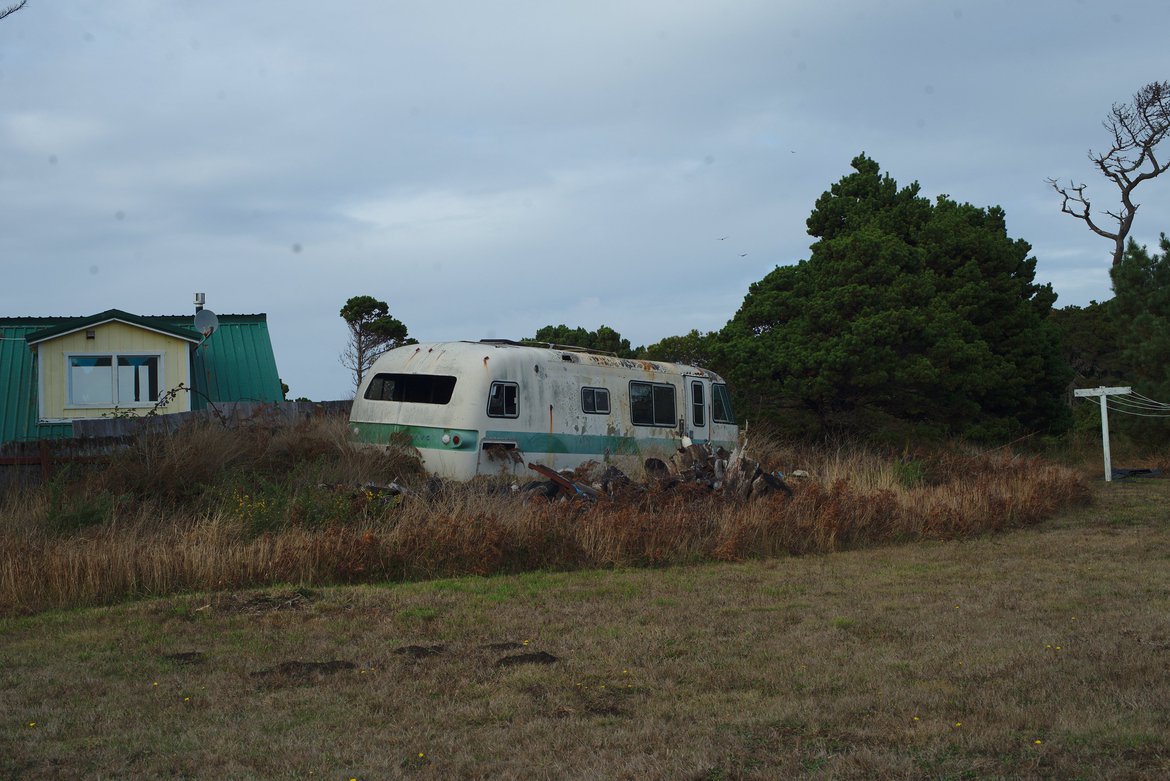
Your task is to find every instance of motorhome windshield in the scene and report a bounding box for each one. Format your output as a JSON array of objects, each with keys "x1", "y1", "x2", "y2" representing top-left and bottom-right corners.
[
  {"x1": 712, "y1": 383, "x2": 736, "y2": 424},
  {"x1": 364, "y1": 373, "x2": 457, "y2": 404}
]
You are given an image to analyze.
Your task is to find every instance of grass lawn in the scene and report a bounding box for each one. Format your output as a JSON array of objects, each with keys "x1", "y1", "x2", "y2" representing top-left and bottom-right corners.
[{"x1": 2, "y1": 478, "x2": 1168, "y2": 780}]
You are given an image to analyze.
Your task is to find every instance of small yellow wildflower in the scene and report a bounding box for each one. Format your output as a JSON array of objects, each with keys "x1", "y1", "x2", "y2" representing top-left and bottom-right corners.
[
  {"x1": 27, "y1": 721, "x2": 36, "y2": 728},
  {"x1": 912, "y1": 716, "x2": 919, "y2": 722},
  {"x1": 954, "y1": 722, "x2": 962, "y2": 728},
  {"x1": 1034, "y1": 739, "x2": 1043, "y2": 745},
  {"x1": 522, "y1": 639, "x2": 529, "y2": 646},
  {"x1": 418, "y1": 752, "x2": 425, "y2": 758},
  {"x1": 152, "y1": 681, "x2": 158, "y2": 687}
]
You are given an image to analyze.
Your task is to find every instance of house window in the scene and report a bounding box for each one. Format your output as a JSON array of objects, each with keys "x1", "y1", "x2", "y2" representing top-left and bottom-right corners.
[
  {"x1": 630, "y1": 381, "x2": 676, "y2": 427},
  {"x1": 712, "y1": 383, "x2": 736, "y2": 424},
  {"x1": 69, "y1": 356, "x2": 113, "y2": 405},
  {"x1": 118, "y1": 356, "x2": 160, "y2": 403},
  {"x1": 691, "y1": 381, "x2": 706, "y2": 427},
  {"x1": 68, "y1": 353, "x2": 161, "y2": 406},
  {"x1": 487, "y1": 381, "x2": 519, "y2": 418},
  {"x1": 364, "y1": 373, "x2": 456, "y2": 404},
  {"x1": 582, "y1": 386, "x2": 610, "y2": 414}
]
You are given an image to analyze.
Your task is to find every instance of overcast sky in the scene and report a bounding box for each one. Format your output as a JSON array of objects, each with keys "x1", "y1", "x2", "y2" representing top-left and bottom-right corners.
[{"x1": 2, "y1": 1, "x2": 1168, "y2": 401}]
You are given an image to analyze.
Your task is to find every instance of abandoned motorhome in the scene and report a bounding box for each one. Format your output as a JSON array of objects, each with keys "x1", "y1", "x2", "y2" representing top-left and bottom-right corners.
[{"x1": 349, "y1": 340, "x2": 738, "y2": 480}]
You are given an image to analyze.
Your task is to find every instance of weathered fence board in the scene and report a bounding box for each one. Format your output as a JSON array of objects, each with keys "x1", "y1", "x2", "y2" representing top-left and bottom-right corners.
[{"x1": 0, "y1": 400, "x2": 353, "y2": 490}]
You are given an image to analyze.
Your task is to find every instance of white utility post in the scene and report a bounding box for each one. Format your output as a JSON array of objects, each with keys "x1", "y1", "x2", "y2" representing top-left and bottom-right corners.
[{"x1": 1073, "y1": 386, "x2": 1131, "y2": 482}]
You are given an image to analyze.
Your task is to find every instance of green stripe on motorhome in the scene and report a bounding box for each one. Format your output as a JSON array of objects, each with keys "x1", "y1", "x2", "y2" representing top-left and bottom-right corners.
[
  {"x1": 484, "y1": 430, "x2": 643, "y2": 456},
  {"x1": 353, "y1": 421, "x2": 735, "y2": 457},
  {"x1": 352, "y1": 422, "x2": 479, "y2": 450},
  {"x1": 484, "y1": 430, "x2": 736, "y2": 456}
]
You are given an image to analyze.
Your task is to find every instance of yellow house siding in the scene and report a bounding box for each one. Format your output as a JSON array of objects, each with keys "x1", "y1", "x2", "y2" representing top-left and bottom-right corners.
[{"x1": 38, "y1": 322, "x2": 192, "y2": 420}]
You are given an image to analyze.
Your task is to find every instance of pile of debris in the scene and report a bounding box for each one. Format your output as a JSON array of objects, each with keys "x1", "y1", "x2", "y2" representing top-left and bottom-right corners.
[
  {"x1": 520, "y1": 439, "x2": 793, "y2": 502},
  {"x1": 325, "y1": 438, "x2": 797, "y2": 505}
]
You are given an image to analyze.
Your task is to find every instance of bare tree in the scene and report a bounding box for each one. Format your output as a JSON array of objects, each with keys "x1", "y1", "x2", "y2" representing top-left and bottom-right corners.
[
  {"x1": 0, "y1": 1, "x2": 27, "y2": 21},
  {"x1": 1048, "y1": 81, "x2": 1170, "y2": 266}
]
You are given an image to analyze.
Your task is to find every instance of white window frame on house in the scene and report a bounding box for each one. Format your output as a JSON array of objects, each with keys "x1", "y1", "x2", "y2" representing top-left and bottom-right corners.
[{"x1": 64, "y1": 352, "x2": 165, "y2": 409}]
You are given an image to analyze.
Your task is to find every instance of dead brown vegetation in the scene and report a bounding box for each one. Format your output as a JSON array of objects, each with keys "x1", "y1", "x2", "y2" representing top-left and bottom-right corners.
[
  {"x1": 0, "y1": 418, "x2": 1090, "y2": 616},
  {"x1": 2, "y1": 479, "x2": 1167, "y2": 780}
]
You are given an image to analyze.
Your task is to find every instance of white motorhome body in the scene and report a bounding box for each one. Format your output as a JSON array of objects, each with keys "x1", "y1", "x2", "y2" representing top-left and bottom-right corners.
[{"x1": 349, "y1": 340, "x2": 738, "y2": 480}]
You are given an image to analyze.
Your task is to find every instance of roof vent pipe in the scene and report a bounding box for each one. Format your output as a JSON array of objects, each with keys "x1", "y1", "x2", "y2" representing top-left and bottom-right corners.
[{"x1": 194, "y1": 292, "x2": 206, "y2": 313}]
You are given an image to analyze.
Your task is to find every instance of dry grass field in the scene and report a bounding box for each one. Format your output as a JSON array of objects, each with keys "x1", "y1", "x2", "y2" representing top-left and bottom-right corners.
[
  {"x1": 0, "y1": 420, "x2": 1090, "y2": 617},
  {"x1": 2, "y1": 472, "x2": 1168, "y2": 780}
]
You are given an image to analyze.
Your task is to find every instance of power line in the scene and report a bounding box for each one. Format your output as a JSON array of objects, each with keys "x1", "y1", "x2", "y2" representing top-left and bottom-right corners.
[
  {"x1": 1127, "y1": 390, "x2": 1170, "y2": 409},
  {"x1": 1103, "y1": 402, "x2": 1170, "y2": 418}
]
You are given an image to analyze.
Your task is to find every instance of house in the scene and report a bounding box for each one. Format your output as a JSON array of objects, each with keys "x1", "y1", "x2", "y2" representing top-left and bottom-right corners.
[{"x1": 0, "y1": 303, "x2": 283, "y2": 444}]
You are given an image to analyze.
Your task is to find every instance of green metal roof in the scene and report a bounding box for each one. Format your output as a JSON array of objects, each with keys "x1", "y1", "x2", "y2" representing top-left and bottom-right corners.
[
  {"x1": 0, "y1": 312, "x2": 283, "y2": 444},
  {"x1": 0, "y1": 323, "x2": 73, "y2": 443},
  {"x1": 156, "y1": 315, "x2": 284, "y2": 408},
  {"x1": 24, "y1": 309, "x2": 201, "y2": 345}
]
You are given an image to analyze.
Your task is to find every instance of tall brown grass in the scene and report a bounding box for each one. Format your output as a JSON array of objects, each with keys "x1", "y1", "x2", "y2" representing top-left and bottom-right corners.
[{"x1": 0, "y1": 418, "x2": 1091, "y2": 616}]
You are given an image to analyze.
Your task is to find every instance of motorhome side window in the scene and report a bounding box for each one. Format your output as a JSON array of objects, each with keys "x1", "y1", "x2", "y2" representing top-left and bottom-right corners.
[
  {"x1": 691, "y1": 381, "x2": 705, "y2": 427},
  {"x1": 364, "y1": 373, "x2": 456, "y2": 404},
  {"x1": 629, "y1": 381, "x2": 676, "y2": 427},
  {"x1": 487, "y1": 381, "x2": 519, "y2": 418},
  {"x1": 581, "y1": 386, "x2": 610, "y2": 414},
  {"x1": 712, "y1": 383, "x2": 736, "y2": 424}
]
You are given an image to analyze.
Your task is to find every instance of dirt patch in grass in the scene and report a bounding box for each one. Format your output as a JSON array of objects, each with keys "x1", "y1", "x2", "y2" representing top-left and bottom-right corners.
[
  {"x1": 394, "y1": 644, "x2": 445, "y2": 659},
  {"x1": 495, "y1": 651, "x2": 558, "y2": 667},
  {"x1": 211, "y1": 588, "x2": 318, "y2": 614}
]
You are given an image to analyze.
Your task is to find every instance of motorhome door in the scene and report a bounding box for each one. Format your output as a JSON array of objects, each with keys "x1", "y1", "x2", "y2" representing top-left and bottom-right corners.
[{"x1": 687, "y1": 378, "x2": 711, "y2": 444}]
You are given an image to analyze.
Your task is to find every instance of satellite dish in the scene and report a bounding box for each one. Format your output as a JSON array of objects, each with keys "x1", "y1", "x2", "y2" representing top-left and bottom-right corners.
[{"x1": 194, "y1": 308, "x2": 219, "y2": 338}]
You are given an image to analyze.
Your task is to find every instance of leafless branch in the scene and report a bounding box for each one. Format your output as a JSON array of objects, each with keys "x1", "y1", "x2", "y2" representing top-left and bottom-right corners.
[
  {"x1": 0, "y1": 1, "x2": 27, "y2": 22},
  {"x1": 1049, "y1": 80, "x2": 1170, "y2": 266},
  {"x1": 1046, "y1": 178, "x2": 1118, "y2": 242}
]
